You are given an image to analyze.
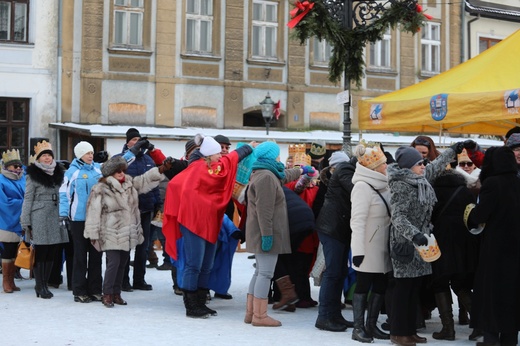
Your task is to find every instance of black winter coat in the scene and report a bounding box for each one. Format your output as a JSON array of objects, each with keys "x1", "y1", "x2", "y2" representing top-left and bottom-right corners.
[
  {"x1": 467, "y1": 146, "x2": 520, "y2": 333},
  {"x1": 431, "y1": 170, "x2": 479, "y2": 280},
  {"x1": 315, "y1": 158, "x2": 356, "y2": 244},
  {"x1": 283, "y1": 186, "x2": 315, "y2": 251}
]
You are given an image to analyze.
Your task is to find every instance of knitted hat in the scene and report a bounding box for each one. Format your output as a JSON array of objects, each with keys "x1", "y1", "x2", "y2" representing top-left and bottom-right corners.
[
  {"x1": 126, "y1": 128, "x2": 141, "y2": 143},
  {"x1": 101, "y1": 156, "x2": 128, "y2": 177},
  {"x1": 506, "y1": 133, "x2": 520, "y2": 150},
  {"x1": 255, "y1": 141, "x2": 280, "y2": 160},
  {"x1": 2, "y1": 149, "x2": 22, "y2": 167},
  {"x1": 328, "y1": 151, "x2": 350, "y2": 167},
  {"x1": 354, "y1": 143, "x2": 386, "y2": 170},
  {"x1": 457, "y1": 149, "x2": 472, "y2": 163},
  {"x1": 214, "y1": 135, "x2": 231, "y2": 145},
  {"x1": 199, "y1": 136, "x2": 222, "y2": 156},
  {"x1": 184, "y1": 139, "x2": 198, "y2": 157},
  {"x1": 34, "y1": 140, "x2": 54, "y2": 160},
  {"x1": 395, "y1": 147, "x2": 423, "y2": 169},
  {"x1": 74, "y1": 141, "x2": 94, "y2": 159},
  {"x1": 309, "y1": 140, "x2": 326, "y2": 159}
]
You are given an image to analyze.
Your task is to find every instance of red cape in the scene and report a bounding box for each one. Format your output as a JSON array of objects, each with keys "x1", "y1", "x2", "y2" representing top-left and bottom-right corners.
[{"x1": 163, "y1": 152, "x2": 239, "y2": 259}]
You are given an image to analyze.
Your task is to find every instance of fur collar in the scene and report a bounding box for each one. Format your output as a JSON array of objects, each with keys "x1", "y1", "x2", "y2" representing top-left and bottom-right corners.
[{"x1": 26, "y1": 163, "x2": 64, "y2": 187}]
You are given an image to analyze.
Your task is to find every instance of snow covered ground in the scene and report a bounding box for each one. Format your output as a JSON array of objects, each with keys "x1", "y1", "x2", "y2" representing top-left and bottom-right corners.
[{"x1": 3, "y1": 251, "x2": 487, "y2": 346}]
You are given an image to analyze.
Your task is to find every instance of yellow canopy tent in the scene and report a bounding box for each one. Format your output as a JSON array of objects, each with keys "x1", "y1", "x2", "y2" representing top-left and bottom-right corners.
[{"x1": 358, "y1": 29, "x2": 520, "y2": 136}]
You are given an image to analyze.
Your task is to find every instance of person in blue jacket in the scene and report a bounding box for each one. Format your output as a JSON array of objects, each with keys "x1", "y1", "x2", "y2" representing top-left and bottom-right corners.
[{"x1": 59, "y1": 141, "x2": 103, "y2": 303}]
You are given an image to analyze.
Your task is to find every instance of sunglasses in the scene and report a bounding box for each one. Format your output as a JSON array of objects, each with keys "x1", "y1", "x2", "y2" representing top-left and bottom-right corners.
[
  {"x1": 413, "y1": 138, "x2": 431, "y2": 147},
  {"x1": 415, "y1": 159, "x2": 429, "y2": 167},
  {"x1": 458, "y1": 162, "x2": 474, "y2": 167},
  {"x1": 114, "y1": 169, "x2": 126, "y2": 174},
  {"x1": 12, "y1": 164, "x2": 22, "y2": 169}
]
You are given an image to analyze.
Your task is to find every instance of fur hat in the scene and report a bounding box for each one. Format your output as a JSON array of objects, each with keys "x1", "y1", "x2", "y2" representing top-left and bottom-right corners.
[
  {"x1": 255, "y1": 141, "x2": 280, "y2": 160},
  {"x1": 354, "y1": 143, "x2": 386, "y2": 170},
  {"x1": 74, "y1": 141, "x2": 94, "y2": 159},
  {"x1": 309, "y1": 140, "x2": 326, "y2": 159},
  {"x1": 457, "y1": 149, "x2": 472, "y2": 163},
  {"x1": 194, "y1": 134, "x2": 221, "y2": 156},
  {"x1": 101, "y1": 156, "x2": 128, "y2": 177},
  {"x1": 328, "y1": 151, "x2": 350, "y2": 167},
  {"x1": 34, "y1": 140, "x2": 54, "y2": 160},
  {"x1": 126, "y1": 128, "x2": 141, "y2": 143},
  {"x1": 506, "y1": 133, "x2": 520, "y2": 150},
  {"x1": 395, "y1": 147, "x2": 423, "y2": 169},
  {"x1": 2, "y1": 149, "x2": 22, "y2": 167},
  {"x1": 214, "y1": 135, "x2": 231, "y2": 145}
]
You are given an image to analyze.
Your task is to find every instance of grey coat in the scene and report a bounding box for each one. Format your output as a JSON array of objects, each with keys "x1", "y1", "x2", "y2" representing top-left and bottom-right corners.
[
  {"x1": 387, "y1": 148, "x2": 455, "y2": 278},
  {"x1": 84, "y1": 168, "x2": 164, "y2": 252},
  {"x1": 21, "y1": 164, "x2": 69, "y2": 245},
  {"x1": 245, "y1": 168, "x2": 301, "y2": 254}
]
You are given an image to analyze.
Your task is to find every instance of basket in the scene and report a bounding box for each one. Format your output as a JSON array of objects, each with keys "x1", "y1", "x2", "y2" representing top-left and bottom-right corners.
[{"x1": 414, "y1": 234, "x2": 441, "y2": 262}]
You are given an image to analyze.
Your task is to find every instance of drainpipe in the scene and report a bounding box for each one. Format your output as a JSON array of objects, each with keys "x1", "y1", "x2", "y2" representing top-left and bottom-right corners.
[
  {"x1": 467, "y1": 12, "x2": 480, "y2": 61},
  {"x1": 56, "y1": 0, "x2": 63, "y2": 157}
]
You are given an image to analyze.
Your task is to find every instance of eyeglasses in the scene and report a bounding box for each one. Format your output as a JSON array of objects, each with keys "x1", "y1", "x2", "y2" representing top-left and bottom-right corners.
[
  {"x1": 415, "y1": 159, "x2": 429, "y2": 167},
  {"x1": 115, "y1": 169, "x2": 126, "y2": 174},
  {"x1": 413, "y1": 138, "x2": 431, "y2": 147},
  {"x1": 458, "y1": 162, "x2": 474, "y2": 167}
]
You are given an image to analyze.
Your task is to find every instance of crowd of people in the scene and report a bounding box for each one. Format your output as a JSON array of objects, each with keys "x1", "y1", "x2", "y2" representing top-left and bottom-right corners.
[{"x1": 1, "y1": 128, "x2": 520, "y2": 346}]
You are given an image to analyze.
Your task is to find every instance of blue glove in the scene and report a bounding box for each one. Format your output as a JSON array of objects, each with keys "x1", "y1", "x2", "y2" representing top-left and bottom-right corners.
[
  {"x1": 261, "y1": 235, "x2": 273, "y2": 252},
  {"x1": 301, "y1": 165, "x2": 315, "y2": 176}
]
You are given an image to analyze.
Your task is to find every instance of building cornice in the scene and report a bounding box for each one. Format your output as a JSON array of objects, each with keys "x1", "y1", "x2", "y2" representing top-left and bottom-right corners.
[{"x1": 465, "y1": 0, "x2": 520, "y2": 22}]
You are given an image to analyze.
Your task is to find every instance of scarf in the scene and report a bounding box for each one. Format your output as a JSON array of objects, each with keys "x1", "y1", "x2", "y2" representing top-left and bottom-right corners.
[
  {"x1": 402, "y1": 173, "x2": 437, "y2": 206},
  {"x1": 1, "y1": 167, "x2": 23, "y2": 180},
  {"x1": 251, "y1": 158, "x2": 286, "y2": 179},
  {"x1": 35, "y1": 160, "x2": 57, "y2": 176}
]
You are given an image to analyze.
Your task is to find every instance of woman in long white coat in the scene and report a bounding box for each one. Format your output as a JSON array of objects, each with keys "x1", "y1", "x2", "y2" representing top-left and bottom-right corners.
[{"x1": 350, "y1": 143, "x2": 392, "y2": 343}]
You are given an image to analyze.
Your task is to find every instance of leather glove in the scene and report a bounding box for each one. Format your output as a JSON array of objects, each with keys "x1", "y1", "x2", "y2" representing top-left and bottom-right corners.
[
  {"x1": 261, "y1": 235, "x2": 273, "y2": 252},
  {"x1": 59, "y1": 216, "x2": 70, "y2": 231},
  {"x1": 412, "y1": 233, "x2": 428, "y2": 246},
  {"x1": 231, "y1": 230, "x2": 244, "y2": 242},
  {"x1": 301, "y1": 165, "x2": 315, "y2": 176},
  {"x1": 463, "y1": 140, "x2": 478, "y2": 150},
  {"x1": 130, "y1": 139, "x2": 150, "y2": 156},
  {"x1": 93, "y1": 150, "x2": 109, "y2": 163},
  {"x1": 147, "y1": 142, "x2": 155, "y2": 151},
  {"x1": 158, "y1": 157, "x2": 174, "y2": 174},
  {"x1": 450, "y1": 142, "x2": 465, "y2": 154},
  {"x1": 352, "y1": 255, "x2": 364, "y2": 267}
]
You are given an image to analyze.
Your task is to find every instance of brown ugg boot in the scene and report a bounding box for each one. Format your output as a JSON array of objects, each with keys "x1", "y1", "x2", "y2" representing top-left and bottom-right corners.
[
  {"x1": 252, "y1": 297, "x2": 281, "y2": 327},
  {"x1": 2, "y1": 260, "x2": 13, "y2": 293},
  {"x1": 244, "y1": 294, "x2": 254, "y2": 323},
  {"x1": 6, "y1": 260, "x2": 20, "y2": 291},
  {"x1": 272, "y1": 275, "x2": 299, "y2": 310}
]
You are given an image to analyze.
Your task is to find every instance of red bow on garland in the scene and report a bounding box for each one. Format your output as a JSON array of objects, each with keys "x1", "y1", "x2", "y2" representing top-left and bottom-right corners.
[
  {"x1": 273, "y1": 100, "x2": 281, "y2": 120},
  {"x1": 287, "y1": 1, "x2": 315, "y2": 29},
  {"x1": 416, "y1": 4, "x2": 434, "y2": 20}
]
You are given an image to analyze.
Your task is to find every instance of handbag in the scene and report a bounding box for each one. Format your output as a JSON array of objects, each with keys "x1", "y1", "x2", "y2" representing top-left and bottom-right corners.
[
  {"x1": 366, "y1": 183, "x2": 415, "y2": 264},
  {"x1": 14, "y1": 241, "x2": 35, "y2": 270}
]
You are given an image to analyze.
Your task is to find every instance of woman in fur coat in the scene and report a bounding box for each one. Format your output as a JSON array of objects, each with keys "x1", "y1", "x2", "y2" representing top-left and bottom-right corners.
[
  {"x1": 21, "y1": 141, "x2": 69, "y2": 299},
  {"x1": 387, "y1": 143, "x2": 463, "y2": 346},
  {"x1": 84, "y1": 155, "x2": 169, "y2": 308}
]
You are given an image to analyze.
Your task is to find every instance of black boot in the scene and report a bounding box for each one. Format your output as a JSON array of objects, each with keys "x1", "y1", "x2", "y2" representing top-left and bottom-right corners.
[
  {"x1": 43, "y1": 261, "x2": 54, "y2": 298},
  {"x1": 183, "y1": 290, "x2": 209, "y2": 318},
  {"x1": 34, "y1": 263, "x2": 52, "y2": 299},
  {"x1": 432, "y1": 292, "x2": 455, "y2": 340},
  {"x1": 456, "y1": 290, "x2": 482, "y2": 340},
  {"x1": 366, "y1": 293, "x2": 390, "y2": 340},
  {"x1": 352, "y1": 293, "x2": 373, "y2": 343},
  {"x1": 197, "y1": 288, "x2": 217, "y2": 316}
]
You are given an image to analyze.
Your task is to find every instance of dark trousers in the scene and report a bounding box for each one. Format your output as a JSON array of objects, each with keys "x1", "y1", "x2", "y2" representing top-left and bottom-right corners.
[
  {"x1": 104, "y1": 250, "x2": 129, "y2": 295},
  {"x1": 355, "y1": 271, "x2": 388, "y2": 295},
  {"x1": 48, "y1": 239, "x2": 74, "y2": 287},
  {"x1": 390, "y1": 276, "x2": 423, "y2": 336},
  {"x1": 124, "y1": 211, "x2": 152, "y2": 285},
  {"x1": 71, "y1": 221, "x2": 103, "y2": 296},
  {"x1": 1, "y1": 241, "x2": 18, "y2": 259}
]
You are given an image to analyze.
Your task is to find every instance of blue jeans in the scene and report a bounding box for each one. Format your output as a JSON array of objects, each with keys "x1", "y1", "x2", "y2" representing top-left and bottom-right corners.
[
  {"x1": 317, "y1": 232, "x2": 350, "y2": 320},
  {"x1": 180, "y1": 224, "x2": 217, "y2": 291}
]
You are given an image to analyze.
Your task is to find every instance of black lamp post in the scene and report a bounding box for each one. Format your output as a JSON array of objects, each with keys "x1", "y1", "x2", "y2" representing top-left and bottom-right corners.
[
  {"x1": 323, "y1": 0, "x2": 405, "y2": 155},
  {"x1": 260, "y1": 92, "x2": 275, "y2": 135}
]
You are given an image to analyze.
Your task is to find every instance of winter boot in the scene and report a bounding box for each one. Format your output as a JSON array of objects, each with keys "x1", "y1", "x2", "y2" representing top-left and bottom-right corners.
[
  {"x1": 432, "y1": 292, "x2": 455, "y2": 340},
  {"x1": 113, "y1": 294, "x2": 127, "y2": 305},
  {"x1": 457, "y1": 295, "x2": 469, "y2": 325},
  {"x1": 43, "y1": 261, "x2": 54, "y2": 298},
  {"x1": 244, "y1": 293, "x2": 254, "y2": 324},
  {"x1": 366, "y1": 293, "x2": 389, "y2": 340},
  {"x1": 102, "y1": 294, "x2": 114, "y2": 308},
  {"x1": 33, "y1": 263, "x2": 52, "y2": 299},
  {"x1": 352, "y1": 293, "x2": 373, "y2": 343},
  {"x1": 456, "y1": 290, "x2": 482, "y2": 340},
  {"x1": 252, "y1": 296, "x2": 281, "y2": 327},
  {"x1": 183, "y1": 290, "x2": 209, "y2": 318},
  {"x1": 272, "y1": 275, "x2": 299, "y2": 310},
  {"x1": 2, "y1": 260, "x2": 13, "y2": 293},
  {"x1": 197, "y1": 288, "x2": 217, "y2": 316}
]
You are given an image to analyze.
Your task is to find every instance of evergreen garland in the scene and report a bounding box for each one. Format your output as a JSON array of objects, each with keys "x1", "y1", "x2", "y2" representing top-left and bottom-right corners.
[{"x1": 289, "y1": 0, "x2": 429, "y2": 87}]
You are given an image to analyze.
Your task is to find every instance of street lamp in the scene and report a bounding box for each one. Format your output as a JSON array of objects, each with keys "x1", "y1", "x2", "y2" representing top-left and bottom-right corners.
[{"x1": 260, "y1": 92, "x2": 275, "y2": 135}]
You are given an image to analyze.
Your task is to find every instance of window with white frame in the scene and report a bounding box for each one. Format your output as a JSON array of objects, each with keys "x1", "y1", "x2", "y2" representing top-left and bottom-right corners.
[
  {"x1": 369, "y1": 28, "x2": 391, "y2": 68},
  {"x1": 421, "y1": 22, "x2": 440, "y2": 74},
  {"x1": 186, "y1": 0, "x2": 213, "y2": 54},
  {"x1": 252, "y1": 0, "x2": 278, "y2": 59},
  {"x1": 313, "y1": 38, "x2": 332, "y2": 66},
  {"x1": 113, "y1": 0, "x2": 144, "y2": 47},
  {"x1": 0, "y1": 0, "x2": 29, "y2": 43}
]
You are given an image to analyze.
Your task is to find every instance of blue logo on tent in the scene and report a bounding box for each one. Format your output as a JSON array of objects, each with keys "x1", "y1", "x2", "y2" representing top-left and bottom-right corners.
[
  {"x1": 430, "y1": 94, "x2": 448, "y2": 121},
  {"x1": 370, "y1": 104, "x2": 383, "y2": 121},
  {"x1": 504, "y1": 89, "x2": 520, "y2": 111}
]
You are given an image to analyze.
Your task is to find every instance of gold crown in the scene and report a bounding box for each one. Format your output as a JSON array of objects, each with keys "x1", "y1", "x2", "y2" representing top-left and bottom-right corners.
[
  {"x1": 2, "y1": 149, "x2": 21, "y2": 165},
  {"x1": 310, "y1": 141, "x2": 327, "y2": 157},
  {"x1": 34, "y1": 140, "x2": 53, "y2": 157},
  {"x1": 288, "y1": 144, "x2": 306, "y2": 157}
]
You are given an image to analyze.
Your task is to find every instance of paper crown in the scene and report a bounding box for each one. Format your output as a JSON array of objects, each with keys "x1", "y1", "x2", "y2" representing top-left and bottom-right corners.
[
  {"x1": 309, "y1": 141, "x2": 326, "y2": 159},
  {"x1": 2, "y1": 149, "x2": 22, "y2": 166},
  {"x1": 414, "y1": 234, "x2": 442, "y2": 262},
  {"x1": 34, "y1": 140, "x2": 53, "y2": 158},
  {"x1": 288, "y1": 144, "x2": 311, "y2": 166}
]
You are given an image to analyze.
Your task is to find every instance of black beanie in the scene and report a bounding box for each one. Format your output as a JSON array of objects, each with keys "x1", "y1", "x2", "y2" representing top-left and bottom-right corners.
[{"x1": 126, "y1": 128, "x2": 141, "y2": 143}]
